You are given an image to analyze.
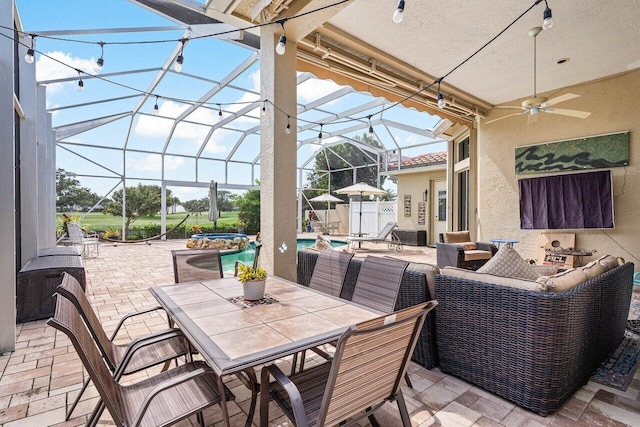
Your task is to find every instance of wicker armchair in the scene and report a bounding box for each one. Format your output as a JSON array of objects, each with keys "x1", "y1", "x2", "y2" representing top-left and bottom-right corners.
[
  {"x1": 436, "y1": 230, "x2": 497, "y2": 270},
  {"x1": 260, "y1": 302, "x2": 437, "y2": 427},
  {"x1": 47, "y1": 294, "x2": 233, "y2": 427}
]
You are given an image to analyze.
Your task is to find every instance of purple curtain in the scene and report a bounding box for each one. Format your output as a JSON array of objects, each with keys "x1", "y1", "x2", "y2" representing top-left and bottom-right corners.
[{"x1": 519, "y1": 170, "x2": 614, "y2": 229}]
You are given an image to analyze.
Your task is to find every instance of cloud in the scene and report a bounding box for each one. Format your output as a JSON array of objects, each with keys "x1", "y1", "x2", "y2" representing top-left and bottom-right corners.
[
  {"x1": 134, "y1": 100, "x2": 227, "y2": 153},
  {"x1": 36, "y1": 51, "x2": 96, "y2": 95},
  {"x1": 298, "y1": 78, "x2": 343, "y2": 103},
  {"x1": 127, "y1": 154, "x2": 186, "y2": 172}
]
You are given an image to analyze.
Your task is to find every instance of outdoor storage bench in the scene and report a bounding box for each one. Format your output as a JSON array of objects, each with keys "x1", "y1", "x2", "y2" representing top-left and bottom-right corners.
[
  {"x1": 297, "y1": 249, "x2": 439, "y2": 369},
  {"x1": 17, "y1": 254, "x2": 86, "y2": 323},
  {"x1": 434, "y1": 261, "x2": 634, "y2": 416}
]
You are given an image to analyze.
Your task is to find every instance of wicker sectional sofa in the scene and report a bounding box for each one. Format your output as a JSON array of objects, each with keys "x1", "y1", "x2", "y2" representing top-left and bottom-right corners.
[
  {"x1": 296, "y1": 249, "x2": 439, "y2": 369},
  {"x1": 435, "y1": 261, "x2": 634, "y2": 416}
]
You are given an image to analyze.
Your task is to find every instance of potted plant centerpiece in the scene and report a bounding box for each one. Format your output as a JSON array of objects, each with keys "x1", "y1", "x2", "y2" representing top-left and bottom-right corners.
[{"x1": 237, "y1": 263, "x2": 268, "y2": 301}]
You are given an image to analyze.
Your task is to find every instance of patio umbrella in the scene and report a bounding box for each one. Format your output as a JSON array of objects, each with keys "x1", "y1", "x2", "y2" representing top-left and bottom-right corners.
[
  {"x1": 309, "y1": 193, "x2": 344, "y2": 233},
  {"x1": 335, "y1": 182, "x2": 385, "y2": 236},
  {"x1": 208, "y1": 180, "x2": 218, "y2": 232}
]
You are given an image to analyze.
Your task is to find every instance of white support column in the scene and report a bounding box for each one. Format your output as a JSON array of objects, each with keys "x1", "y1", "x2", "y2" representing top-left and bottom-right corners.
[
  {"x1": 19, "y1": 41, "x2": 38, "y2": 265},
  {"x1": 260, "y1": 25, "x2": 297, "y2": 281},
  {"x1": 0, "y1": 0, "x2": 17, "y2": 352}
]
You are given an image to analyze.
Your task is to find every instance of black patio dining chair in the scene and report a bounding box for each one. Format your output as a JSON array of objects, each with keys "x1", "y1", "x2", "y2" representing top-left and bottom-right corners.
[
  {"x1": 171, "y1": 248, "x2": 224, "y2": 283},
  {"x1": 47, "y1": 292, "x2": 234, "y2": 427},
  {"x1": 55, "y1": 272, "x2": 191, "y2": 421},
  {"x1": 260, "y1": 301, "x2": 438, "y2": 427}
]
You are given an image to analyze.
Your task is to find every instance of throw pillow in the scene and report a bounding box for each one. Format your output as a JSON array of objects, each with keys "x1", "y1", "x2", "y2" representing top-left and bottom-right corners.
[
  {"x1": 443, "y1": 231, "x2": 471, "y2": 243},
  {"x1": 537, "y1": 268, "x2": 588, "y2": 292},
  {"x1": 477, "y1": 245, "x2": 538, "y2": 280},
  {"x1": 459, "y1": 242, "x2": 477, "y2": 250}
]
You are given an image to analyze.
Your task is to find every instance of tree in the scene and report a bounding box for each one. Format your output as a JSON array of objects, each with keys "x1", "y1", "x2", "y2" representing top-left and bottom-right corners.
[
  {"x1": 380, "y1": 188, "x2": 397, "y2": 201},
  {"x1": 306, "y1": 133, "x2": 386, "y2": 203},
  {"x1": 182, "y1": 198, "x2": 209, "y2": 222},
  {"x1": 56, "y1": 168, "x2": 101, "y2": 211},
  {"x1": 234, "y1": 183, "x2": 260, "y2": 233},
  {"x1": 166, "y1": 195, "x2": 181, "y2": 214},
  {"x1": 103, "y1": 184, "x2": 169, "y2": 237},
  {"x1": 217, "y1": 190, "x2": 236, "y2": 212}
]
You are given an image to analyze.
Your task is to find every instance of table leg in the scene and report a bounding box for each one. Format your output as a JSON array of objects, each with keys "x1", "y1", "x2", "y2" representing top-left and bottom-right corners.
[
  {"x1": 217, "y1": 375, "x2": 231, "y2": 427},
  {"x1": 234, "y1": 368, "x2": 258, "y2": 427}
]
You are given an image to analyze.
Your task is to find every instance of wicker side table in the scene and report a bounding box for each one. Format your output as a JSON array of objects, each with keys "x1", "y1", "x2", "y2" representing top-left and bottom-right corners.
[{"x1": 16, "y1": 255, "x2": 86, "y2": 323}]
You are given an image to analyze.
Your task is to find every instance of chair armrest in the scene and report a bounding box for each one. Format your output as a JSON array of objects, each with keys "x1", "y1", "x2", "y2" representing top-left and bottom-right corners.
[
  {"x1": 261, "y1": 364, "x2": 309, "y2": 427},
  {"x1": 113, "y1": 328, "x2": 188, "y2": 380},
  {"x1": 476, "y1": 242, "x2": 498, "y2": 254},
  {"x1": 109, "y1": 306, "x2": 165, "y2": 341}
]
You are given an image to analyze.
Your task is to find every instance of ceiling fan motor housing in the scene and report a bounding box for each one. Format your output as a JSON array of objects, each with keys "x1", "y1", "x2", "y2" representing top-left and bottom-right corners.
[{"x1": 522, "y1": 96, "x2": 548, "y2": 108}]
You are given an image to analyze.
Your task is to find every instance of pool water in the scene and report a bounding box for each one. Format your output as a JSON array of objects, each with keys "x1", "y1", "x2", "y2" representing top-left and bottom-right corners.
[{"x1": 221, "y1": 238, "x2": 345, "y2": 272}]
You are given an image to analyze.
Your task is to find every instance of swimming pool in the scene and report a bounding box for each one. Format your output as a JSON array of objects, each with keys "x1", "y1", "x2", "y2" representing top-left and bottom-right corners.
[{"x1": 220, "y1": 238, "x2": 346, "y2": 272}]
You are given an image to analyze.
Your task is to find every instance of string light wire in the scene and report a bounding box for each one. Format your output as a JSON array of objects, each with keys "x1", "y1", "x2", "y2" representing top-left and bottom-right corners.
[{"x1": 2, "y1": 0, "x2": 550, "y2": 130}]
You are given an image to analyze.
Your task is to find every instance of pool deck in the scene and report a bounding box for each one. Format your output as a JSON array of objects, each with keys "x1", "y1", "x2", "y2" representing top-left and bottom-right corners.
[{"x1": 1, "y1": 237, "x2": 639, "y2": 426}]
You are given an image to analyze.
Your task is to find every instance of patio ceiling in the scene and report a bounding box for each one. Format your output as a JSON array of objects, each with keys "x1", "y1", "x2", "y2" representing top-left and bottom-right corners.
[{"x1": 203, "y1": 0, "x2": 640, "y2": 123}]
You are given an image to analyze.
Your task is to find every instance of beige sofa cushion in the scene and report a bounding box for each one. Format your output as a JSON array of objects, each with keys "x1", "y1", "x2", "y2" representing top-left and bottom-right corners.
[
  {"x1": 596, "y1": 255, "x2": 620, "y2": 272},
  {"x1": 442, "y1": 267, "x2": 547, "y2": 292},
  {"x1": 443, "y1": 231, "x2": 471, "y2": 243},
  {"x1": 581, "y1": 261, "x2": 606, "y2": 279},
  {"x1": 408, "y1": 262, "x2": 440, "y2": 298},
  {"x1": 537, "y1": 268, "x2": 588, "y2": 292},
  {"x1": 477, "y1": 245, "x2": 538, "y2": 280},
  {"x1": 463, "y1": 249, "x2": 493, "y2": 261}
]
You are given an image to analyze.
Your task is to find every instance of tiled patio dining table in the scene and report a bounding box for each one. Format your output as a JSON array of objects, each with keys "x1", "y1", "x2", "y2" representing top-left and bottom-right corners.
[{"x1": 149, "y1": 275, "x2": 381, "y2": 427}]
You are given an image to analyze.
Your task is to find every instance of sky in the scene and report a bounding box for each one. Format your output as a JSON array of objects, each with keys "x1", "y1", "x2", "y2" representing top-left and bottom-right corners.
[{"x1": 16, "y1": 0, "x2": 445, "y2": 203}]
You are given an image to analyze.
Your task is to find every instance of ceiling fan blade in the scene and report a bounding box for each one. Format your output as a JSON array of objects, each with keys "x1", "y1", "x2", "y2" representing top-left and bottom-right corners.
[
  {"x1": 544, "y1": 108, "x2": 591, "y2": 119},
  {"x1": 544, "y1": 93, "x2": 580, "y2": 106},
  {"x1": 485, "y1": 111, "x2": 528, "y2": 124},
  {"x1": 496, "y1": 105, "x2": 526, "y2": 110}
]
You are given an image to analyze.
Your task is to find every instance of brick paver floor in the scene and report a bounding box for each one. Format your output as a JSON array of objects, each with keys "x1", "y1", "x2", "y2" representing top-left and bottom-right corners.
[{"x1": 1, "y1": 238, "x2": 639, "y2": 426}]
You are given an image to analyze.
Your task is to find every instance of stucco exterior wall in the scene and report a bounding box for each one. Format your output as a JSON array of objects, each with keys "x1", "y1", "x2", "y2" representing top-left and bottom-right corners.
[
  {"x1": 396, "y1": 169, "x2": 446, "y2": 232},
  {"x1": 477, "y1": 69, "x2": 640, "y2": 267}
]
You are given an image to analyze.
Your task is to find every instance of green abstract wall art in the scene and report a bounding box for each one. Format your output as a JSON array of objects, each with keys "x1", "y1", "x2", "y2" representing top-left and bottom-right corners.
[{"x1": 515, "y1": 131, "x2": 629, "y2": 175}]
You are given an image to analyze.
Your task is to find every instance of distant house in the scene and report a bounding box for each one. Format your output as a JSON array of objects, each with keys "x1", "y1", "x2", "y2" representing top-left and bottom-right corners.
[{"x1": 382, "y1": 151, "x2": 447, "y2": 245}]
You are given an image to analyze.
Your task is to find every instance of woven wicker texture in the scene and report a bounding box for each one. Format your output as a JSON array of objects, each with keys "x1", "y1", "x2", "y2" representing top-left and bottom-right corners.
[
  {"x1": 351, "y1": 256, "x2": 409, "y2": 313},
  {"x1": 308, "y1": 250, "x2": 354, "y2": 297},
  {"x1": 435, "y1": 262, "x2": 634, "y2": 415},
  {"x1": 172, "y1": 248, "x2": 223, "y2": 283},
  {"x1": 48, "y1": 294, "x2": 232, "y2": 427},
  {"x1": 297, "y1": 250, "x2": 438, "y2": 369},
  {"x1": 266, "y1": 303, "x2": 435, "y2": 426}
]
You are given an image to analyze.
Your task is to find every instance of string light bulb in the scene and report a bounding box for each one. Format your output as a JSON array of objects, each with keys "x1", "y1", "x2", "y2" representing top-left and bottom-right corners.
[
  {"x1": 218, "y1": 104, "x2": 223, "y2": 121},
  {"x1": 285, "y1": 115, "x2": 291, "y2": 134},
  {"x1": 24, "y1": 34, "x2": 35, "y2": 64},
  {"x1": 317, "y1": 124, "x2": 324, "y2": 143},
  {"x1": 367, "y1": 115, "x2": 374, "y2": 137},
  {"x1": 76, "y1": 71, "x2": 84, "y2": 92},
  {"x1": 94, "y1": 41, "x2": 105, "y2": 73},
  {"x1": 393, "y1": 0, "x2": 405, "y2": 23},
  {"x1": 437, "y1": 80, "x2": 446, "y2": 109},
  {"x1": 174, "y1": 39, "x2": 186, "y2": 73},
  {"x1": 153, "y1": 96, "x2": 159, "y2": 115},
  {"x1": 542, "y1": 1, "x2": 553, "y2": 30},
  {"x1": 276, "y1": 34, "x2": 287, "y2": 55},
  {"x1": 261, "y1": 100, "x2": 267, "y2": 116}
]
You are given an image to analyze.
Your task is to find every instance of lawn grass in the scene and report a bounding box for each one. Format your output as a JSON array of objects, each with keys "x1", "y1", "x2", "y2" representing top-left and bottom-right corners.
[{"x1": 58, "y1": 211, "x2": 239, "y2": 230}]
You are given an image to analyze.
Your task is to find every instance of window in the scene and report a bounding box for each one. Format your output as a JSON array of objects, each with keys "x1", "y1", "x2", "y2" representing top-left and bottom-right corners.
[
  {"x1": 457, "y1": 169, "x2": 469, "y2": 230},
  {"x1": 458, "y1": 137, "x2": 469, "y2": 162}
]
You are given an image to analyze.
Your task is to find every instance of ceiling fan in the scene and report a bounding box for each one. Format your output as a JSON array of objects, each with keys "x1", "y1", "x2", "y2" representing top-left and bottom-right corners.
[{"x1": 486, "y1": 26, "x2": 591, "y2": 124}]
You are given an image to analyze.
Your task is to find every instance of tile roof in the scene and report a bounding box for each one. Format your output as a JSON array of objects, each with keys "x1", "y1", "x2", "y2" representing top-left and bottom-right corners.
[{"x1": 388, "y1": 151, "x2": 447, "y2": 169}]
